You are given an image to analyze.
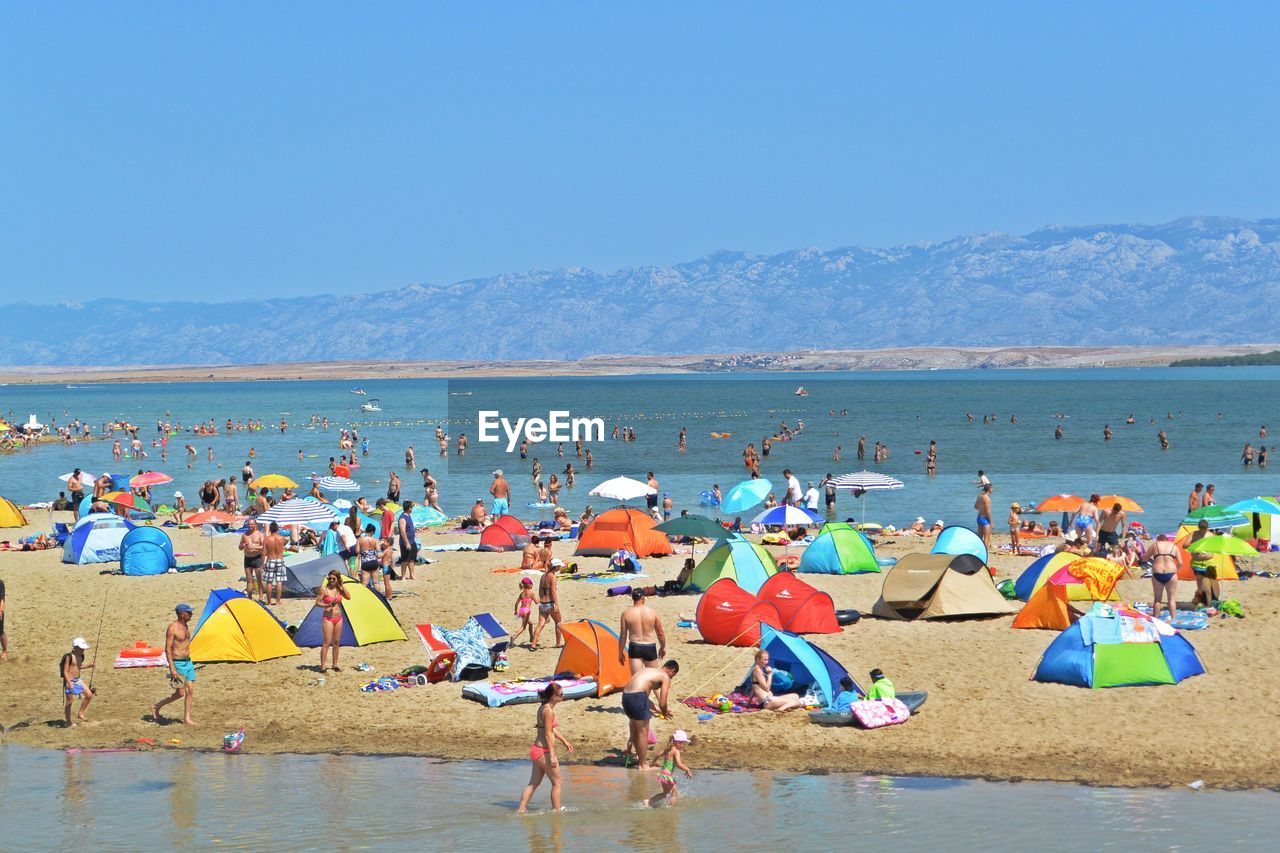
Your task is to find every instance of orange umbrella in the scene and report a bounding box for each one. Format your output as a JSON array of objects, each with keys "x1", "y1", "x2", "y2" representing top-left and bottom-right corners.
[
  {"x1": 183, "y1": 509, "x2": 243, "y2": 526},
  {"x1": 1097, "y1": 494, "x2": 1144, "y2": 512},
  {"x1": 1036, "y1": 494, "x2": 1083, "y2": 512}
]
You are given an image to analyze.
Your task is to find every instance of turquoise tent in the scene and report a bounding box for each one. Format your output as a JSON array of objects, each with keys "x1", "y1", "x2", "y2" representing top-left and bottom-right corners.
[
  {"x1": 120, "y1": 526, "x2": 176, "y2": 576},
  {"x1": 932, "y1": 525, "x2": 988, "y2": 565},
  {"x1": 689, "y1": 538, "x2": 777, "y2": 593},
  {"x1": 798, "y1": 522, "x2": 879, "y2": 574},
  {"x1": 744, "y1": 625, "x2": 855, "y2": 705}
]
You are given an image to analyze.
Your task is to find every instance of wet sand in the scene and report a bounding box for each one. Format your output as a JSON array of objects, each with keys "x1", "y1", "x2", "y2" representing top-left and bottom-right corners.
[{"x1": 1, "y1": 516, "x2": 1277, "y2": 789}]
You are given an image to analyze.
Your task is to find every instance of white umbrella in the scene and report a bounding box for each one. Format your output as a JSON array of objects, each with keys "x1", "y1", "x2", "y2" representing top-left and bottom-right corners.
[
  {"x1": 59, "y1": 471, "x2": 97, "y2": 484},
  {"x1": 828, "y1": 470, "x2": 904, "y2": 523},
  {"x1": 313, "y1": 475, "x2": 361, "y2": 493},
  {"x1": 589, "y1": 476, "x2": 656, "y2": 503},
  {"x1": 255, "y1": 498, "x2": 340, "y2": 529}
]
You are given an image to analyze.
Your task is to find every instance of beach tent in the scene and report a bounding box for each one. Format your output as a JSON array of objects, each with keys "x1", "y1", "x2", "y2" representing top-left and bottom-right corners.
[
  {"x1": 872, "y1": 553, "x2": 1013, "y2": 620},
  {"x1": 1033, "y1": 605, "x2": 1206, "y2": 688},
  {"x1": 491, "y1": 514, "x2": 529, "y2": 543},
  {"x1": 119, "y1": 526, "x2": 176, "y2": 576},
  {"x1": 0, "y1": 496, "x2": 27, "y2": 527},
  {"x1": 62, "y1": 512, "x2": 137, "y2": 564},
  {"x1": 757, "y1": 572, "x2": 841, "y2": 634},
  {"x1": 797, "y1": 522, "x2": 879, "y2": 574},
  {"x1": 283, "y1": 553, "x2": 349, "y2": 596},
  {"x1": 931, "y1": 525, "x2": 989, "y2": 566},
  {"x1": 1011, "y1": 581, "x2": 1081, "y2": 630},
  {"x1": 294, "y1": 583, "x2": 407, "y2": 648},
  {"x1": 574, "y1": 508, "x2": 673, "y2": 558},
  {"x1": 753, "y1": 625, "x2": 853, "y2": 706},
  {"x1": 553, "y1": 619, "x2": 630, "y2": 697},
  {"x1": 478, "y1": 522, "x2": 525, "y2": 552},
  {"x1": 1014, "y1": 552, "x2": 1121, "y2": 602},
  {"x1": 689, "y1": 539, "x2": 778, "y2": 593},
  {"x1": 696, "y1": 578, "x2": 784, "y2": 646},
  {"x1": 1175, "y1": 528, "x2": 1240, "y2": 581},
  {"x1": 190, "y1": 589, "x2": 300, "y2": 663}
]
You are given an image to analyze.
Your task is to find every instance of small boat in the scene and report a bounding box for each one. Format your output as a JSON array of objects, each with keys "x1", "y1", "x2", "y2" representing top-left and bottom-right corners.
[
  {"x1": 794, "y1": 387, "x2": 808, "y2": 396},
  {"x1": 360, "y1": 399, "x2": 382, "y2": 413},
  {"x1": 448, "y1": 391, "x2": 472, "y2": 397},
  {"x1": 350, "y1": 388, "x2": 366, "y2": 395}
]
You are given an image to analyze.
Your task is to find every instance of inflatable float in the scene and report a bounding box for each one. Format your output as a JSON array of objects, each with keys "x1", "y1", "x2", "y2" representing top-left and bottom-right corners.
[
  {"x1": 462, "y1": 676, "x2": 599, "y2": 707},
  {"x1": 807, "y1": 690, "x2": 928, "y2": 726}
]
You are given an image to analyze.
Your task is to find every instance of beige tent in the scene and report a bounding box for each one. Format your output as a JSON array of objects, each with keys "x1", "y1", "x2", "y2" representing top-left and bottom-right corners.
[{"x1": 872, "y1": 553, "x2": 1013, "y2": 620}]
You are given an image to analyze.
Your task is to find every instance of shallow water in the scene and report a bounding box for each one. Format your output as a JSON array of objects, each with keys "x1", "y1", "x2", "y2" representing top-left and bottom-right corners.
[
  {"x1": 0, "y1": 744, "x2": 1273, "y2": 850},
  {"x1": 2, "y1": 368, "x2": 1279, "y2": 531}
]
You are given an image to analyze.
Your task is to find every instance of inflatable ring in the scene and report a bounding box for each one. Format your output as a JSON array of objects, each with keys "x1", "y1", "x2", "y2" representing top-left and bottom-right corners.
[
  {"x1": 426, "y1": 652, "x2": 456, "y2": 683},
  {"x1": 120, "y1": 643, "x2": 164, "y2": 658},
  {"x1": 776, "y1": 554, "x2": 801, "y2": 569},
  {"x1": 835, "y1": 609, "x2": 861, "y2": 626}
]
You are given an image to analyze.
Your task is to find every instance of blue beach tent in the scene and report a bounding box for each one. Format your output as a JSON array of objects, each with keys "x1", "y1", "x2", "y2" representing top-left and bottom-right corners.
[
  {"x1": 63, "y1": 513, "x2": 137, "y2": 564},
  {"x1": 120, "y1": 526, "x2": 177, "y2": 575},
  {"x1": 747, "y1": 625, "x2": 856, "y2": 705},
  {"x1": 1033, "y1": 607, "x2": 1206, "y2": 689},
  {"x1": 932, "y1": 525, "x2": 989, "y2": 565}
]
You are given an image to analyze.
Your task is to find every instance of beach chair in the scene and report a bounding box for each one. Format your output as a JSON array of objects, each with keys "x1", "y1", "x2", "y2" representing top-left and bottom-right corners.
[
  {"x1": 414, "y1": 623, "x2": 458, "y2": 682},
  {"x1": 53, "y1": 522, "x2": 72, "y2": 545},
  {"x1": 470, "y1": 612, "x2": 510, "y2": 656}
]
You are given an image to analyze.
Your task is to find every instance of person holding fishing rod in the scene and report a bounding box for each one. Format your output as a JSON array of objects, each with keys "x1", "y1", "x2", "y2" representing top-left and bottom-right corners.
[{"x1": 61, "y1": 637, "x2": 94, "y2": 726}]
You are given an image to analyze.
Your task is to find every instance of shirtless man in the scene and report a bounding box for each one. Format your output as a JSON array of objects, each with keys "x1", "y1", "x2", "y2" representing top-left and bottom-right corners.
[
  {"x1": 61, "y1": 637, "x2": 94, "y2": 726},
  {"x1": 66, "y1": 468, "x2": 85, "y2": 507},
  {"x1": 620, "y1": 661, "x2": 679, "y2": 768},
  {"x1": 531, "y1": 558, "x2": 564, "y2": 650},
  {"x1": 262, "y1": 522, "x2": 287, "y2": 606},
  {"x1": 1098, "y1": 502, "x2": 1127, "y2": 552},
  {"x1": 239, "y1": 519, "x2": 265, "y2": 600},
  {"x1": 618, "y1": 589, "x2": 667, "y2": 674},
  {"x1": 490, "y1": 469, "x2": 511, "y2": 517},
  {"x1": 152, "y1": 603, "x2": 198, "y2": 726},
  {"x1": 974, "y1": 483, "x2": 993, "y2": 551},
  {"x1": 1188, "y1": 483, "x2": 1204, "y2": 513}
]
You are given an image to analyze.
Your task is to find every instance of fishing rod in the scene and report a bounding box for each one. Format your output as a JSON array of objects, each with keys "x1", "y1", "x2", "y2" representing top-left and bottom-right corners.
[{"x1": 87, "y1": 588, "x2": 108, "y2": 694}]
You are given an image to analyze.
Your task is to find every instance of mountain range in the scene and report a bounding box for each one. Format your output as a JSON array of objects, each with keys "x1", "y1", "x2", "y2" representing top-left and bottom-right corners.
[{"x1": 5, "y1": 216, "x2": 1279, "y2": 366}]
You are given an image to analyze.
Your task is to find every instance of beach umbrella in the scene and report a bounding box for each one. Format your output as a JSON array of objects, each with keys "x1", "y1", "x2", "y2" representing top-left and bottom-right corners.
[
  {"x1": 59, "y1": 470, "x2": 98, "y2": 484},
  {"x1": 1184, "y1": 535, "x2": 1258, "y2": 557},
  {"x1": 1097, "y1": 494, "x2": 1143, "y2": 512},
  {"x1": 654, "y1": 514, "x2": 734, "y2": 540},
  {"x1": 1183, "y1": 505, "x2": 1248, "y2": 529},
  {"x1": 101, "y1": 491, "x2": 150, "y2": 511},
  {"x1": 1227, "y1": 498, "x2": 1280, "y2": 516},
  {"x1": 333, "y1": 464, "x2": 352, "y2": 478},
  {"x1": 1036, "y1": 494, "x2": 1083, "y2": 512},
  {"x1": 313, "y1": 475, "x2": 361, "y2": 493},
  {"x1": 183, "y1": 509, "x2": 242, "y2": 526},
  {"x1": 588, "y1": 476, "x2": 656, "y2": 502},
  {"x1": 751, "y1": 505, "x2": 823, "y2": 527},
  {"x1": 251, "y1": 474, "x2": 297, "y2": 490},
  {"x1": 829, "y1": 471, "x2": 904, "y2": 522},
  {"x1": 332, "y1": 499, "x2": 353, "y2": 511},
  {"x1": 720, "y1": 478, "x2": 773, "y2": 514},
  {"x1": 255, "y1": 498, "x2": 340, "y2": 528},
  {"x1": 130, "y1": 471, "x2": 174, "y2": 489}
]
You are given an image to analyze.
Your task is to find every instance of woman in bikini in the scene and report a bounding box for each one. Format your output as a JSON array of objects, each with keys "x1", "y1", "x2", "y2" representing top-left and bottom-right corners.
[
  {"x1": 357, "y1": 524, "x2": 381, "y2": 590},
  {"x1": 1149, "y1": 534, "x2": 1180, "y2": 620},
  {"x1": 314, "y1": 570, "x2": 351, "y2": 672},
  {"x1": 750, "y1": 649, "x2": 805, "y2": 712},
  {"x1": 516, "y1": 682, "x2": 573, "y2": 813}
]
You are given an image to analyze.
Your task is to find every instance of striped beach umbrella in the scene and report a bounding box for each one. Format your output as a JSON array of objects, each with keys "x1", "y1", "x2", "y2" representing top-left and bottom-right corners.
[
  {"x1": 828, "y1": 470, "x2": 904, "y2": 523},
  {"x1": 255, "y1": 498, "x2": 340, "y2": 528},
  {"x1": 313, "y1": 475, "x2": 361, "y2": 493},
  {"x1": 751, "y1": 505, "x2": 822, "y2": 527}
]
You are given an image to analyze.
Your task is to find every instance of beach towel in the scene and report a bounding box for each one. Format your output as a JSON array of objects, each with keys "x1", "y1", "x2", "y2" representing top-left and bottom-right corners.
[
  {"x1": 438, "y1": 619, "x2": 492, "y2": 681},
  {"x1": 682, "y1": 691, "x2": 762, "y2": 715},
  {"x1": 850, "y1": 698, "x2": 911, "y2": 729}
]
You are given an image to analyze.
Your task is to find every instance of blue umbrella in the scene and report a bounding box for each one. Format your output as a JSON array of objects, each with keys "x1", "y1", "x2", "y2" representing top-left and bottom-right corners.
[
  {"x1": 1227, "y1": 498, "x2": 1280, "y2": 515},
  {"x1": 721, "y1": 478, "x2": 773, "y2": 514},
  {"x1": 751, "y1": 505, "x2": 822, "y2": 527}
]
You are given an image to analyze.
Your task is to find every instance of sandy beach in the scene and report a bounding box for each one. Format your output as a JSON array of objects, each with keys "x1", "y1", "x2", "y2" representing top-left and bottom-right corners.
[{"x1": 1, "y1": 515, "x2": 1276, "y2": 790}]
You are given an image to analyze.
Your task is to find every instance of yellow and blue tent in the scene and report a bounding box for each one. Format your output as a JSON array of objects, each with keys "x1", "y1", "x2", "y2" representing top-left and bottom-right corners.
[
  {"x1": 294, "y1": 582, "x2": 406, "y2": 647},
  {"x1": 190, "y1": 589, "x2": 300, "y2": 663},
  {"x1": 0, "y1": 496, "x2": 27, "y2": 528}
]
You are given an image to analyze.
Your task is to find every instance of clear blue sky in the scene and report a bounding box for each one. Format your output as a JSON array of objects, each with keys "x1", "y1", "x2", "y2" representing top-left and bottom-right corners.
[{"x1": 3, "y1": 2, "x2": 1278, "y2": 302}]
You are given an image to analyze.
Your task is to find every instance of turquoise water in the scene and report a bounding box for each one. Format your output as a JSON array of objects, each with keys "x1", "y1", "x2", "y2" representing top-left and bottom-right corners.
[
  {"x1": 2, "y1": 368, "x2": 1279, "y2": 530},
  {"x1": 0, "y1": 745, "x2": 1274, "y2": 850}
]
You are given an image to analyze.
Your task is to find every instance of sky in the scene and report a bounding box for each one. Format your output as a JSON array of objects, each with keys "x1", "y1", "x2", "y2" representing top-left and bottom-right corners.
[{"x1": 2, "y1": 2, "x2": 1279, "y2": 303}]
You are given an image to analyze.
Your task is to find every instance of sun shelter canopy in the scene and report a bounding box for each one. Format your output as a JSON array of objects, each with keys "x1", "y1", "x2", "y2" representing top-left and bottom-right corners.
[
  {"x1": 1034, "y1": 605, "x2": 1206, "y2": 688},
  {"x1": 932, "y1": 525, "x2": 989, "y2": 565},
  {"x1": 873, "y1": 552, "x2": 1012, "y2": 620},
  {"x1": 575, "y1": 507, "x2": 672, "y2": 557},
  {"x1": 554, "y1": 620, "x2": 630, "y2": 697},
  {"x1": 294, "y1": 583, "x2": 406, "y2": 648},
  {"x1": 797, "y1": 522, "x2": 879, "y2": 574},
  {"x1": 190, "y1": 589, "x2": 300, "y2": 663},
  {"x1": 689, "y1": 538, "x2": 778, "y2": 593}
]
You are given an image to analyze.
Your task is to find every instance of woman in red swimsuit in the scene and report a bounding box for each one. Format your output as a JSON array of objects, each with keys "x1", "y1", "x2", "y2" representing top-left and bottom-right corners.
[
  {"x1": 314, "y1": 571, "x2": 351, "y2": 673},
  {"x1": 516, "y1": 682, "x2": 574, "y2": 813}
]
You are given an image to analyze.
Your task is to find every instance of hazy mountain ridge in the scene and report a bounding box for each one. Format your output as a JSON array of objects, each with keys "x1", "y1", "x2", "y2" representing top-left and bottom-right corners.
[{"x1": 6, "y1": 216, "x2": 1280, "y2": 365}]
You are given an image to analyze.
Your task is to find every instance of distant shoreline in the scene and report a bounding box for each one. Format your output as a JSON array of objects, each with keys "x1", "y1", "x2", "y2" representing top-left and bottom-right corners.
[{"x1": 3, "y1": 344, "x2": 1280, "y2": 385}]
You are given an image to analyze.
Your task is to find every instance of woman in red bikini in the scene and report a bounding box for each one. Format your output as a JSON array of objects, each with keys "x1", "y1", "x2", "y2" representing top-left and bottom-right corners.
[
  {"x1": 516, "y1": 682, "x2": 574, "y2": 813},
  {"x1": 314, "y1": 570, "x2": 351, "y2": 673}
]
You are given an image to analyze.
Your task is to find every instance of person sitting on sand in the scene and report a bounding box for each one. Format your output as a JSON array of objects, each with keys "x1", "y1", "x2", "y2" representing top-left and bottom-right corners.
[
  {"x1": 675, "y1": 557, "x2": 696, "y2": 589},
  {"x1": 1046, "y1": 520, "x2": 1063, "y2": 537},
  {"x1": 926, "y1": 519, "x2": 943, "y2": 537},
  {"x1": 750, "y1": 649, "x2": 805, "y2": 712},
  {"x1": 906, "y1": 517, "x2": 926, "y2": 535},
  {"x1": 832, "y1": 676, "x2": 860, "y2": 713},
  {"x1": 61, "y1": 637, "x2": 94, "y2": 726},
  {"x1": 553, "y1": 507, "x2": 571, "y2": 531},
  {"x1": 865, "y1": 668, "x2": 895, "y2": 700}
]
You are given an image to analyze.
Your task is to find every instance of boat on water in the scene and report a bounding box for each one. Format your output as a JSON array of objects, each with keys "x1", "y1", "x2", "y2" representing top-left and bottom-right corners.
[
  {"x1": 794, "y1": 386, "x2": 808, "y2": 396},
  {"x1": 350, "y1": 388, "x2": 366, "y2": 395},
  {"x1": 360, "y1": 399, "x2": 382, "y2": 413},
  {"x1": 448, "y1": 391, "x2": 473, "y2": 397}
]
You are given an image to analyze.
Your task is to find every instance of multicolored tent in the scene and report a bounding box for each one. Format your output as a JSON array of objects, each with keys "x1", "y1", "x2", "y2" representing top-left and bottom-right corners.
[
  {"x1": 1033, "y1": 604, "x2": 1206, "y2": 688},
  {"x1": 797, "y1": 522, "x2": 879, "y2": 574},
  {"x1": 689, "y1": 539, "x2": 778, "y2": 593},
  {"x1": 294, "y1": 583, "x2": 406, "y2": 647},
  {"x1": 553, "y1": 620, "x2": 630, "y2": 697},
  {"x1": 62, "y1": 512, "x2": 136, "y2": 564},
  {"x1": 757, "y1": 572, "x2": 841, "y2": 634},
  {"x1": 1013, "y1": 552, "x2": 1121, "y2": 602},
  {"x1": 574, "y1": 507, "x2": 673, "y2": 558},
  {"x1": 0, "y1": 496, "x2": 27, "y2": 528},
  {"x1": 696, "y1": 578, "x2": 784, "y2": 646},
  {"x1": 190, "y1": 589, "x2": 300, "y2": 663}
]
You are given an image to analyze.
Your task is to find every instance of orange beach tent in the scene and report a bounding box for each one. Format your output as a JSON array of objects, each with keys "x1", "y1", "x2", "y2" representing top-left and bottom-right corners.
[
  {"x1": 1012, "y1": 582, "x2": 1082, "y2": 630},
  {"x1": 574, "y1": 507, "x2": 673, "y2": 558},
  {"x1": 554, "y1": 620, "x2": 630, "y2": 697}
]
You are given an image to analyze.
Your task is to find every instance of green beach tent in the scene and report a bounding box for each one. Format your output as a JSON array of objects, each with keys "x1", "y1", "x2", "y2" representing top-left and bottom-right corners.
[
  {"x1": 797, "y1": 522, "x2": 879, "y2": 575},
  {"x1": 689, "y1": 539, "x2": 778, "y2": 594}
]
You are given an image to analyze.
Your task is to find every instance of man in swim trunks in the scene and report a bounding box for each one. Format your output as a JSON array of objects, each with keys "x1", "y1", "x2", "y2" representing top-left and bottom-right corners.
[
  {"x1": 1098, "y1": 502, "x2": 1126, "y2": 551},
  {"x1": 262, "y1": 522, "x2": 287, "y2": 606},
  {"x1": 646, "y1": 472, "x2": 660, "y2": 512},
  {"x1": 618, "y1": 589, "x2": 666, "y2": 674},
  {"x1": 1149, "y1": 534, "x2": 1180, "y2": 620},
  {"x1": 490, "y1": 469, "x2": 510, "y2": 517},
  {"x1": 620, "y1": 661, "x2": 679, "y2": 768},
  {"x1": 62, "y1": 637, "x2": 94, "y2": 726},
  {"x1": 239, "y1": 519, "x2": 266, "y2": 601},
  {"x1": 531, "y1": 558, "x2": 564, "y2": 650},
  {"x1": 397, "y1": 500, "x2": 419, "y2": 581},
  {"x1": 1188, "y1": 483, "x2": 1203, "y2": 513},
  {"x1": 153, "y1": 603, "x2": 198, "y2": 725},
  {"x1": 66, "y1": 468, "x2": 85, "y2": 508},
  {"x1": 974, "y1": 483, "x2": 993, "y2": 551}
]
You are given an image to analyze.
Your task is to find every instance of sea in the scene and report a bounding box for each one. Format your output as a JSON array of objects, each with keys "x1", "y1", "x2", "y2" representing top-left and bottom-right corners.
[
  {"x1": 1, "y1": 367, "x2": 1277, "y2": 531},
  {"x1": 0, "y1": 745, "x2": 1275, "y2": 851}
]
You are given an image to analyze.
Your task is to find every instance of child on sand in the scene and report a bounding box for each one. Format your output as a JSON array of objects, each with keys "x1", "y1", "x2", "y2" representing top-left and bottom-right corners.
[
  {"x1": 515, "y1": 577, "x2": 537, "y2": 645},
  {"x1": 648, "y1": 730, "x2": 693, "y2": 807}
]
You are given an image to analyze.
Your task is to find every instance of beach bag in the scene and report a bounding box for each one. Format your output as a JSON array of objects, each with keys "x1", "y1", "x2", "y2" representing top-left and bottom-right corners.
[{"x1": 850, "y1": 698, "x2": 910, "y2": 729}]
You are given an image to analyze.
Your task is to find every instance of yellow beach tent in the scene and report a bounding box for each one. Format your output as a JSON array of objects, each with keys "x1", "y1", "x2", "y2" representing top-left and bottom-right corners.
[
  {"x1": 0, "y1": 496, "x2": 28, "y2": 528},
  {"x1": 190, "y1": 589, "x2": 300, "y2": 663}
]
